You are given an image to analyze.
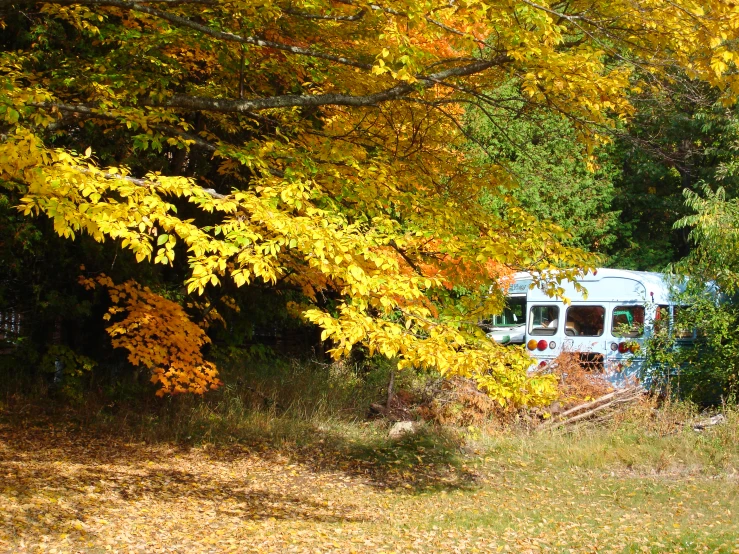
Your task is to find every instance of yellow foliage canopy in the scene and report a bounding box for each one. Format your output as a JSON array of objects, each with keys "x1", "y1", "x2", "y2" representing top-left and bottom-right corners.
[{"x1": 2, "y1": 0, "x2": 739, "y2": 405}]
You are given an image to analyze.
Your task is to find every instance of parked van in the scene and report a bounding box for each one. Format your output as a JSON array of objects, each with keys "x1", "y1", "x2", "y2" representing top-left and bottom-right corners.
[{"x1": 485, "y1": 269, "x2": 689, "y2": 385}]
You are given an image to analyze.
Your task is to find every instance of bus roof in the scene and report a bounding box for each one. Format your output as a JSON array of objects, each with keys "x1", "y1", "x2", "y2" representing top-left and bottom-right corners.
[{"x1": 505, "y1": 269, "x2": 684, "y2": 304}]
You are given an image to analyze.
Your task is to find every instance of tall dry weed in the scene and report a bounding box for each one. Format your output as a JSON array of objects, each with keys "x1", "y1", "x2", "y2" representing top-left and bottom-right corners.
[{"x1": 544, "y1": 349, "x2": 614, "y2": 406}]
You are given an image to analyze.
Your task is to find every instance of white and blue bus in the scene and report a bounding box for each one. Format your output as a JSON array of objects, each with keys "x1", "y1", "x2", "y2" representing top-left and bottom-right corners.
[{"x1": 485, "y1": 269, "x2": 692, "y2": 384}]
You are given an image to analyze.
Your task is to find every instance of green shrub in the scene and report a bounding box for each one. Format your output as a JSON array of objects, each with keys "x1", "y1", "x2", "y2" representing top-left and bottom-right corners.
[{"x1": 644, "y1": 294, "x2": 739, "y2": 406}]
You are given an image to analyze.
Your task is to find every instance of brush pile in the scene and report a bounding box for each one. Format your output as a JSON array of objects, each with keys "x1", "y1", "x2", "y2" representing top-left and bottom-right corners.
[
  {"x1": 543, "y1": 350, "x2": 615, "y2": 403},
  {"x1": 539, "y1": 386, "x2": 645, "y2": 430}
]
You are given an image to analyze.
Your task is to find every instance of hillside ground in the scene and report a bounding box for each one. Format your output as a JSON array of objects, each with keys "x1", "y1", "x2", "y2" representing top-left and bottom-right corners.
[{"x1": 1, "y1": 359, "x2": 738, "y2": 553}]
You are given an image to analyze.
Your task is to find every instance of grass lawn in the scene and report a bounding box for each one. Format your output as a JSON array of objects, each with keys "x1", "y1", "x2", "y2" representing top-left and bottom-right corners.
[{"x1": 1, "y1": 399, "x2": 738, "y2": 553}]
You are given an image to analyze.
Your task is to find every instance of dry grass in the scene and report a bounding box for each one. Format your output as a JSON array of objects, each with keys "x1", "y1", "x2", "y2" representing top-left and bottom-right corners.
[
  {"x1": 2, "y1": 402, "x2": 738, "y2": 553},
  {"x1": 2, "y1": 357, "x2": 739, "y2": 552}
]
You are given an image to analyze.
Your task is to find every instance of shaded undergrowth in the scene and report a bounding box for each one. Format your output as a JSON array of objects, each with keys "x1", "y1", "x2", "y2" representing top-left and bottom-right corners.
[
  {"x1": 0, "y1": 355, "x2": 478, "y2": 492},
  {"x1": 2, "y1": 354, "x2": 739, "y2": 492}
]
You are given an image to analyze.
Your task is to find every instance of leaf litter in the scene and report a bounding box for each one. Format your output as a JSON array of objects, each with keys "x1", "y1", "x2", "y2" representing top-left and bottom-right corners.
[{"x1": 1, "y1": 419, "x2": 738, "y2": 553}]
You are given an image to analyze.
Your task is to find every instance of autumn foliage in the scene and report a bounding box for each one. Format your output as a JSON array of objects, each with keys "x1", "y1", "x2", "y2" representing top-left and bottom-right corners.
[
  {"x1": 80, "y1": 274, "x2": 221, "y2": 396},
  {"x1": 2, "y1": 0, "x2": 739, "y2": 405}
]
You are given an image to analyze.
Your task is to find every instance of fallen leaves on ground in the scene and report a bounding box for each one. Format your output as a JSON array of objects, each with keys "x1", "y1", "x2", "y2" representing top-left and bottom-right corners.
[{"x1": 1, "y1": 420, "x2": 738, "y2": 553}]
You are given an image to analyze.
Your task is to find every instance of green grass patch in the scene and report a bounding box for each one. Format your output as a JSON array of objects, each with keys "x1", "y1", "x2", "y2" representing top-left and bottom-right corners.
[{"x1": 2, "y1": 357, "x2": 739, "y2": 551}]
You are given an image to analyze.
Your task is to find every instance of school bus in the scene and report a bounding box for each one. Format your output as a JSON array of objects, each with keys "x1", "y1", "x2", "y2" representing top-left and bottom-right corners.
[{"x1": 485, "y1": 269, "x2": 690, "y2": 385}]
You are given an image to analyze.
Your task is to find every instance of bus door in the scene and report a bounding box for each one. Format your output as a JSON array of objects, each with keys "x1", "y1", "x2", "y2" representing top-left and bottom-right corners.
[{"x1": 525, "y1": 304, "x2": 563, "y2": 361}]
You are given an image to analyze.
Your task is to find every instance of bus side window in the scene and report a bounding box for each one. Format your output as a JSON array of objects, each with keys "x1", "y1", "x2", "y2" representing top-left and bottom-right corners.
[
  {"x1": 611, "y1": 305, "x2": 645, "y2": 338},
  {"x1": 654, "y1": 305, "x2": 670, "y2": 333},
  {"x1": 566, "y1": 306, "x2": 605, "y2": 337},
  {"x1": 673, "y1": 306, "x2": 696, "y2": 340},
  {"x1": 529, "y1": 306, "x2": 558, "y2": 336}
]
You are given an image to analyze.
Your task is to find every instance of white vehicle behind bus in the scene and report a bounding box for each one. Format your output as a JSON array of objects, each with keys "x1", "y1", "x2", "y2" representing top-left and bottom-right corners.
[{"x1": 485, "y1": 269, "x2": 691, "y2": 385}]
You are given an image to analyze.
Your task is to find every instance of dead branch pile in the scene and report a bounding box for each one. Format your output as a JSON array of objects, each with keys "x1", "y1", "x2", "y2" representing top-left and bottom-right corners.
[
  {"x1": 539, "y1": 386, "x2": 645, "y2": 431},
  {"x1": 417, "y1": 377, "x2": 504, "y2": 426},
  {"x1": 542, "y1": 350, "x2": 614, "y2": 406}
]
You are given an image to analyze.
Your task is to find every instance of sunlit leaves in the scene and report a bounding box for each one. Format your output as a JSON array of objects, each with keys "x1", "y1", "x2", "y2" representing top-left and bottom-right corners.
[
  {"x1": 2, "y1": 0, "x2": 739, "y2": 405},
  {"x1": 675, "y1": 185, "x2": 739, "y2": 293},
  {"x1": 81, "y1": 274, "x2": 222, "y2": 396}
]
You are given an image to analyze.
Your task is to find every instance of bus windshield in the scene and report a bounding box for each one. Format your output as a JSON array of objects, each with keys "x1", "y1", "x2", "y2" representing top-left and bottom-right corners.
[{"x1": 492, "y1": 297, "x2": 526, "y2": 327}]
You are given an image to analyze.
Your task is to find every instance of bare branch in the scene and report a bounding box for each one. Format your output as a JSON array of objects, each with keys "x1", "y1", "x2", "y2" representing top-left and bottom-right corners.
[{"x1": 157, "y1": 58, "x2": 508, "y2": 112}]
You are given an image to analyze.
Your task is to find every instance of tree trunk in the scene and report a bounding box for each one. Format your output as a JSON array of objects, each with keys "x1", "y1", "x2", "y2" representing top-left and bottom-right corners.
[{"x1": 386, "y1": 368, "x2": 395, "y2": 409}]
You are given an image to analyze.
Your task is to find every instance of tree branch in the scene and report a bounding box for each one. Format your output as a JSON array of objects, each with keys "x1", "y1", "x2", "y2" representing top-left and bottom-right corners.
[
  {"x1": 33, "y1": 102, "x2": 216, "y2": 150},
  {"x1": 132, "y1": 0, "x2": 216, "y2": 3},
  {"x1": 282, "y1": 6, "x2": 366, "y2": 21},
  {"x1": 157, "y1": 58, "x2": 507, "y2": 112},
  {"x1": 31, "y1": 102, "x2": 290, "y2": 177},
  {"x1": 336, "y1": 0, "x2": 488, "y2": 45},
  {"x1": 74, "y1": 167, "x2": 229, "y2": 199},
  {"x1": 22, "y1": 0, "x2": 373, "y2": 70}
]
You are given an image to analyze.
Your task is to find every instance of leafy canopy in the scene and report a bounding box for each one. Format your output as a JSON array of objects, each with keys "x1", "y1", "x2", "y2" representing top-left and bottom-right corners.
[
  {"x1": 464, "y1": 83, "x2": 620, "y2": 253},
  {"x1": 2, "y1": 0, "x2": 739, "y2": 404}
]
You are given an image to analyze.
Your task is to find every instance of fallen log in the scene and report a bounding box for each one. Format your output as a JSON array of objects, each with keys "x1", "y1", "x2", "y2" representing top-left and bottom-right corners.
[
  {"x1": 692, "y1": 414, "x2": 726, "y2": 431},
  {"x1": 554, "y1": 386, "x2": 639, "y2": 420},
  {"x1": 539, "y1": 387, "x2": 645, "y2": 431}
]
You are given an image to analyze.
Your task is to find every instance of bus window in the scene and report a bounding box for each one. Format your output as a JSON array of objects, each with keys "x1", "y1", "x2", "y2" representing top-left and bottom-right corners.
[
  {"x1": 611, "y1": 305, "x2": 645, "y2": 338},
  {"x1": 653, "y1": 304, "x2": 670, "y2": 333},
  {"x1": 492, "y1": 297, "x2": 526, "y2": 327},
  {"x1": 672, "y1": 306, "x2": 696, "y2": 340},
  {"x1": 529, "y1": 306, "x2": 558, "y2": 336},
  {"x1": 566, "y1": 306, "x2": 605, "y2": 337}
]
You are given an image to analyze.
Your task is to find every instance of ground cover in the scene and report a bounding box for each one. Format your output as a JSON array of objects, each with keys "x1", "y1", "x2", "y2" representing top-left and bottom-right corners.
[{"x1": 1, "y1": 399, "x2": 738, "y2": 554}]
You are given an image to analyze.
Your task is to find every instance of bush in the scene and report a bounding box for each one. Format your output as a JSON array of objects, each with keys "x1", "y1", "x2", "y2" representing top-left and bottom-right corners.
[{"x1": 644, "y1": 294, "x2": 739, "y2": 406}]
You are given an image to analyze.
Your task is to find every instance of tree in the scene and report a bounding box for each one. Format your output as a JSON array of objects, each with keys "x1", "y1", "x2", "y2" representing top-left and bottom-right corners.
[
  {"x1": 642, "y1": 186, "x2": 739, "y2": 404},
  {"x1": 676, "y1": 185, "x2": 739, "y2": 293},
  {"x1": 1, "y1": 0, "x2": 738, "y2": 404},
  {"x1": 464, "y1": 84, "x2": 620, "y2": 253},
  {"x1": 607, "y1": 78, "x2": 739, "y2": 270}
]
